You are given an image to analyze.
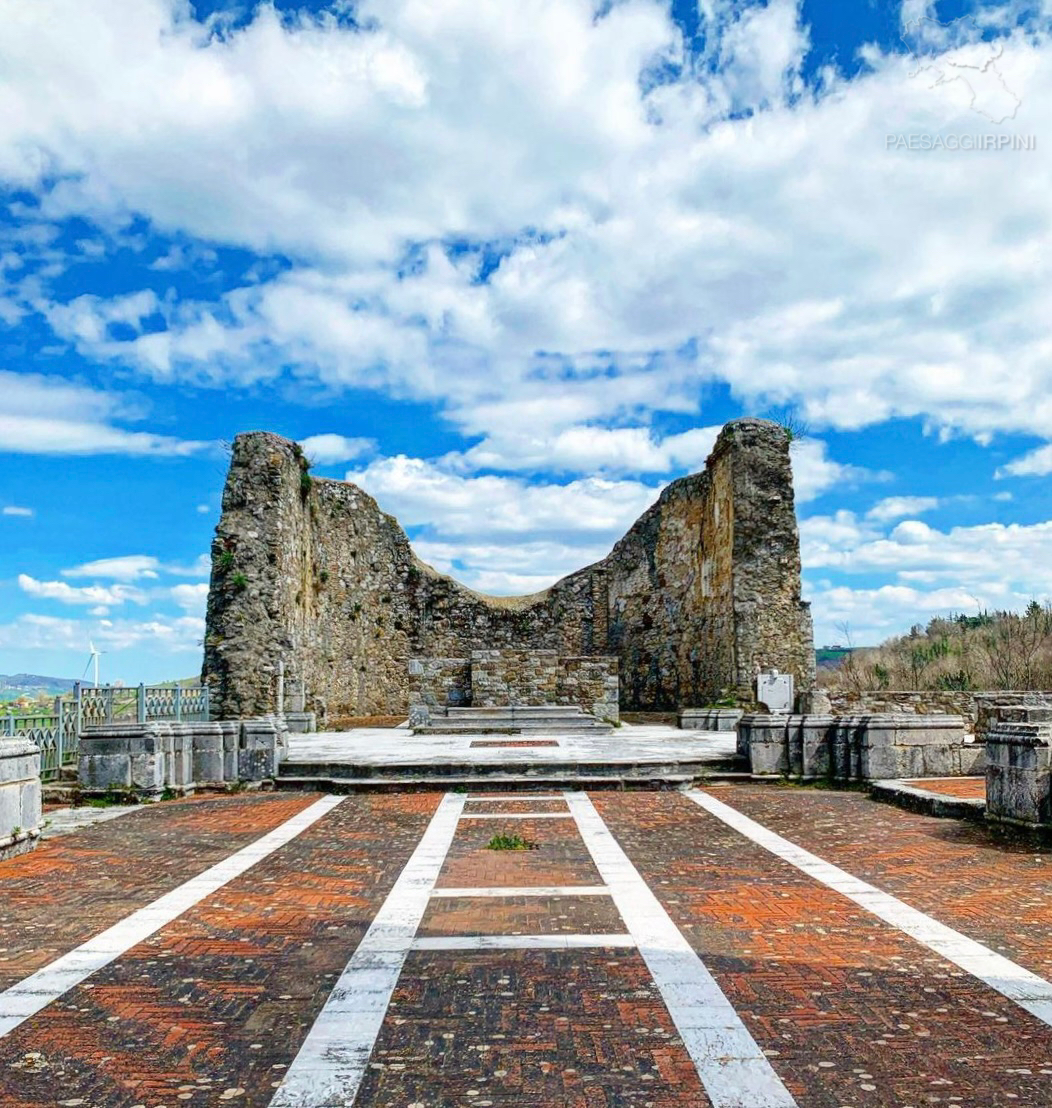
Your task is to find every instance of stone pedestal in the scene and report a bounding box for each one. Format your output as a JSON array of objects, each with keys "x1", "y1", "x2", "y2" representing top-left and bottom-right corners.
[
  {"x1": 986, "y1": 708, "x2": 1052, "y2": 828},
  {"x1": 739, "y1": 714, "x2": 790, "y2": 776},
  {"x1": 0, "y1": 738, "x2": 42, "y2": 860}
]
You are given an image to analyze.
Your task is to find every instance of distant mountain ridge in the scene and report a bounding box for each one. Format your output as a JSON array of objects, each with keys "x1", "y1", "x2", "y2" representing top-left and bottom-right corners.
[{"x1": 0, "y1": 673, "x2": 77, "y2": 696}]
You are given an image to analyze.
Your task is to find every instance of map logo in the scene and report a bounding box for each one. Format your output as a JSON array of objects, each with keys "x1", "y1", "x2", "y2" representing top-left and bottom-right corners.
[
  {"x1": 887, "y1": 14, "x2": 1034, "y2": 151},
  {"x1": 902, "y1": 14, "x2": 1021, "y2": 124}
]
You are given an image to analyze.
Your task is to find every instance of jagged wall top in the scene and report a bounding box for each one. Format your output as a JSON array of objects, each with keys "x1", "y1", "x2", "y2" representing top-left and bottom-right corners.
[{"x1": 202, "y1": 419, "x2": 814, "y2": 720}]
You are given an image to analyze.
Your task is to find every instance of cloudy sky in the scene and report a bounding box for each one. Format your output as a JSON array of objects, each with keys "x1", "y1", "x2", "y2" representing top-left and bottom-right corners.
[{"x1": 0, "y1": 0, "x2": 1050, "y2": 683}]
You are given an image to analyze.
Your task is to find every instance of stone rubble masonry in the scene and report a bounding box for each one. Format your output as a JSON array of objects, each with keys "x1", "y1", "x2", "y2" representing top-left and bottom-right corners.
[
  {"x1": 741, "y1": 712, "x2": 984, "y2": 781},
  {"x1": 827, "y1": 689, "x2": 1052, "y2": 738},
  {"x1": 408, "y1": 650, "x2": 620, "y2": 725},
  {"x1": 78, "y1": 716, "x2": 289, "y2": 797},
  {"x1": 203, "y1": 418, "x2": 814, "y2": 722},
  {"x1": 0, "y1": 737, "x2": 42, "y2": 860},
  {"x1": 985, "y1": 706, "x2": 1052, "y2": 828}
]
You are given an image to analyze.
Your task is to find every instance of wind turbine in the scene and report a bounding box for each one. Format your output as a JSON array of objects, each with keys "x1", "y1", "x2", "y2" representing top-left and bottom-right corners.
[{"x1": 82, "y1": 641, "x2": 105, "y2": 688}]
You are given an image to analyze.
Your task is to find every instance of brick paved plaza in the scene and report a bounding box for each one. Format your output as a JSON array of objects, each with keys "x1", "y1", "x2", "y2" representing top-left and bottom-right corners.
[{"x1": 2, "y1": 784, "x2": 1051, "y2": 1107}]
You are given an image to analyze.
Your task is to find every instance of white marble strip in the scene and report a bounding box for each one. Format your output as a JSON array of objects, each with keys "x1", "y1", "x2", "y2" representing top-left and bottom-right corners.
[
  {"x1": 460, "y1": 812, "x2": 572, "y2": 820},
  {"x1": 566, "y1": 792, "x2": 798, "y2": 1108},
  {"x1": 0, "y1": 794, "x2": 344, "y2": 1039},
  {"x1": 687, "y1": 788, "x2": 1052, "y2": 1029},
  {"x1": 431, "y1": 886, "x2": 610, "y2": 898},
  {"x1": 269, "y1": 792, "x2": 465, "y2": 1108},
  {"x1": 412, "y1": 933, "x2": 634, "y2": 951},
  {"x1": 463, "y1": 795, "x2": 567, "y2": 802}
]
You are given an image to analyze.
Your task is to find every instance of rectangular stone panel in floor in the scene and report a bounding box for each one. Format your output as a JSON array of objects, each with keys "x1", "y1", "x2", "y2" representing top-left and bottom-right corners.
[{"x1": 418, "y1": 894, "x2": 623, "y2": 938}]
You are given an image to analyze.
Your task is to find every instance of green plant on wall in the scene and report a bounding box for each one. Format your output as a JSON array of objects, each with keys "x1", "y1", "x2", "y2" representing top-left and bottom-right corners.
[
  {"x1": 231, "y1": 572, "x2": 248, "y2": 591},
  {"x1": 218, "y1": 550, "x2": 235, "y2": 572}
]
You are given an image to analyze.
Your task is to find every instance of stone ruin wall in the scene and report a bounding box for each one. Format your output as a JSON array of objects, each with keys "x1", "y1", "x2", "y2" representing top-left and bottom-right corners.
[
  {"x1": 202, "y1": 418, "x2": 815, "y2": 722},
  {"x1": 409, "y1": 650, "x2": 620, "y2": 724}
]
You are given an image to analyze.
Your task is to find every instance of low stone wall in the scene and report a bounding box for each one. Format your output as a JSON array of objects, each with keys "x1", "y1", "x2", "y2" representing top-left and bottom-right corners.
[
  {"x1": 826, "y1": 690, "x2": 1052, "y2": 738},
  {"x1": 408, "y1": 650, "x2": 619, "y2": 726},
  {"x1": 986, "y1": 707, "x2": 1052, "y2": 829},
  {"x1": 679, "y1": 708, "x2": 743, "y2": 732},
  {"x1": 78, "y1": 717, "x2": 288, "y2": 797},
  {"x1": 742, "y1": 713, "x2": 982, "y2": 781},
  {"x1": 0, "y1": 738, "x2": 42, "y2": 860}
]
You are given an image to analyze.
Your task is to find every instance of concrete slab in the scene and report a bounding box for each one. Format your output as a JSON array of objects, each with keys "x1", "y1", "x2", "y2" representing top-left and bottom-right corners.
[{"x1": 285, "y1": 723, "x2": 737, "y2": 769}]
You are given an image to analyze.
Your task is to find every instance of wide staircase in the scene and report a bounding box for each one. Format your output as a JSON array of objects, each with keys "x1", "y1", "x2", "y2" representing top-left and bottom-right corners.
[{"x1": 415, "y1": 704, "x2": 615, "y2": 735}]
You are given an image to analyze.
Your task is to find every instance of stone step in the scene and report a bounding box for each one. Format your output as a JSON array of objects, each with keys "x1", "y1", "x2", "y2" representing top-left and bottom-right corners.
[
  {"x1": 277, "y1": 757, "x2": 740, "y2": 782},
  {"x1": 417, "y1": 720, "x2": 613, "y2": 735},
  {"x1": 445, "y1": 705, "x2": 593, "y2": 718},
  {"x1": 275, "y1": 772, "x2": 710, "y2": 793}
]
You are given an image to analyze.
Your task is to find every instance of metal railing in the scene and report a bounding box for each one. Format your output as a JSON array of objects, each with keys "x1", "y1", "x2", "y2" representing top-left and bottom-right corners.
[
  {"x1": 2, "y1": 682, "x2": 211, "y2": 782},
  {"x1": 0, "y1": 702, "x2": 79, "y2": 781}
]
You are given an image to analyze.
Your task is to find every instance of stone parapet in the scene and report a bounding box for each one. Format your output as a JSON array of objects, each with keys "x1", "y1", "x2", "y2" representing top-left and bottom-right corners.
[
  {"x1": 78, "y1": 717, "x2": 288, "y2": 797},
  {"x1": 986, "y1": 708, "x2": 1052, "y2": 828},
  {"x1": 826, "y1": 690, "x2": 1052, "y2": 740},
  {"x1": 0, "y1": 737, "x2": 42, "y2": 860},
  {"x1": 740, "y1": 712, "x2": 979, "y2": 782}
]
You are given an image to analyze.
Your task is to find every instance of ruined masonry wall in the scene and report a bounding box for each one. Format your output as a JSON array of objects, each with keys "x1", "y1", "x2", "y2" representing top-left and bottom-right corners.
[{"x1": 203, "y1": 419, "x2": 814, "y2": 720}]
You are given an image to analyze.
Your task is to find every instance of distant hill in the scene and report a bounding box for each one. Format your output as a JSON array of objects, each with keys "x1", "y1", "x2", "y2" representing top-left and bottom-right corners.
[
  {"x1": 0, "y1": 673, "x2": 77, "y2": 699},
  {"x1": 816, "y1": 647, "x2": 855, "y2": 670}
]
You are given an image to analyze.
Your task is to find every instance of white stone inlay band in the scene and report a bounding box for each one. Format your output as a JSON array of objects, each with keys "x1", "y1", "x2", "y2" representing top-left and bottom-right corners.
[
  {"x1": 269, "y1": 792, "x2": 466, "y2": 1108},
  {"x1": 431, "y1": 886, "x2": 610, "y2": 898},
  {"x1": 463, "y1": 794, "x2": 567, "y2": 802},
  {"x1": 566, "y1": 791, "x2": 798, "y2": 1108},
  {"x1": 460, "y1": 812, "x2": 573, "y2": 820},
  {"x1": 0, "y1": 794, "x2": 344, "y2": 1039},
  {"x1": 688, "y1": 788, "x2": 1052, "y2": 1030},
  {"x1": 412, "y1": 934, "x2": 634, "y2": 950}
]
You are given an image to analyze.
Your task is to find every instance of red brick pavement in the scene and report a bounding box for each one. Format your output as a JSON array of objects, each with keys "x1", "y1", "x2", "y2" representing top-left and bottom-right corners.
[
  {"x1": 357, "y1": 949, "x2": 708, "y2": 1108},
  {"x1": 0, "y1": 793, "x2": 439, "y2": 1108},
  {"x1": 0, "y1": 793, "x2": 318, "y2": 989},
  {"x1": 902, "y1": 777, "x2": 986, "y2": 800},
  {"x1": 7, "y1": 787, "x2": 1052, "y2": 1107},
  {"x1": 708, "y1": 783, "x2": 1052, "y2": 984},
  {"x1": 470, "y1": 740, "x2": 561, "y2": 748},
  {"x1": 595, "y1": 790, "x2": 1052, "y2": 1107},
  {"x1": 437, "y1": 815, "x2": 601, "y2": 889}
]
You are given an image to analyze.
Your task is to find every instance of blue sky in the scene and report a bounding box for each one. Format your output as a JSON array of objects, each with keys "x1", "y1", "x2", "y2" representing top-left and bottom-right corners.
[{"x1": 1, "y1": 0, "x2": 1051, "y2": 683}]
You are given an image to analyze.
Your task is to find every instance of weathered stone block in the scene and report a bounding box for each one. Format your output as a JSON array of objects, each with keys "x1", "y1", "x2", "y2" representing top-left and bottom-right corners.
[
  {"x1": 0, "y1": 739, "x2": 41, "y2": 859},
  {"x1": 191, "y1": 722, "x2": 225, "y2": 785},
  {"x1": 679, "y1": 708, "x2": 743, "y2": 732},
  {"x1": 986, "y1": 716, "x2": 1052, "y2": 827}
]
